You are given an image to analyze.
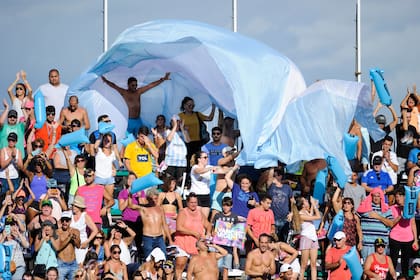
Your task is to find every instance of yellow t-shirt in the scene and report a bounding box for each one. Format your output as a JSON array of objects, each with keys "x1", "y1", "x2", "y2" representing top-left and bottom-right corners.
[
  {"x1": 124, "y1": 141, "x2": 156, "y2": 177},
  {"x1": 179, "y1": 112, "x2": 205, "y2": 142}
]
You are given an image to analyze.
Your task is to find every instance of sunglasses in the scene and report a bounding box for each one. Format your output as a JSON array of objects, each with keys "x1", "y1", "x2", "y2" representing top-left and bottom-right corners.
[
  {"x1": 414, "y1": 264, "x2": 420, "y2": 268},
  {"x1": 71, "y1": 124, "x2": 81, "y2": 128},
  {"x1": 112, "y1": 250, "x2": 121, "y2": 255},
  {"x1": 8, "y1": 139, "x2": 16, "y2": 142},
  {"x1": 16, "y1": 197, "x2": 24, "y2": 201},
  {"x1": 61, "y1": 218, "x2": 71, "y2": 222},
  {"x1": 15, "y1": 87, "x2": 24, "y2": 91},
  {"x1": 95, "y1": 236, "x2": 104, "y2": 239},
  {"x1": 76, "y1": 159, "x2": 85, "y2": 163},
  {"x1": 47, "y1": 112, "x2": 55, "y2": 116},
  {"x1": 24, "y1": 107, "x2": 32, "y2": 111},
  {"x1": 200, "y1": 156, "x2": 208, "y2": 159},
  {"x1": 333, "y1": 238, "x2": 343, "y2": 242},
  {"x1": 75, "y1": 274, "x2": 83, "y2": 278},
  {"x1": 34, "y1": 144, "x2": 43, "y2": 148},
  {"x1": 163, "y1": 264, "x2": 174, "y2": 270},
  {"x1": 8, "y1": 116, "x2": 17, "y2": 119},
  {"x1": 84, "y1": 174, "x2": 93, "y2": 178}
]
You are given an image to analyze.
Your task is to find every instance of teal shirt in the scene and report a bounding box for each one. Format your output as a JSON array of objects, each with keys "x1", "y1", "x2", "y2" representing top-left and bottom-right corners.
[{"x1": 0, "y1": 123, "x2": 25, "y2": 157}]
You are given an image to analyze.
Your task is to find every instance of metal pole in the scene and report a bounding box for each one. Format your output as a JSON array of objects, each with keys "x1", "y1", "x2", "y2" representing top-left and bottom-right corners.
[
  {"x1": 232, "y1": 0, "x2": 237, "y2": 32},
  {"x1": 103, "y1": 0, "x2": 108, "y2": 52},
  {"x1": 355, "y1": 0, "x2": 361, "y2": 82}
]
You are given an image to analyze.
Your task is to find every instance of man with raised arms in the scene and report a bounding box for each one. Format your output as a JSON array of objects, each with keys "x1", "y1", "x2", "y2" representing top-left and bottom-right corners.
[{"x1": 101, "y1": 73, "x2": 170, "y2": 134}]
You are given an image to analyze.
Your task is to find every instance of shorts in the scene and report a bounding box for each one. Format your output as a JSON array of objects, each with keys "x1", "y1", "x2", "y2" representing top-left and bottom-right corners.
[
  {"x1": 299, "y1": 236, "x2": 319, "y2": 250},
  {"x1": 127, "y1": 117, "x2": 143, "y2": 135},
  {"x1": 218, "y1": 253, "x2": 233, "y2": 270},
  {"x1": 95, "y1": 176, "x2": 115, "y2": 185},
  {"x1": 174, "y1": 246, "x2": 190, "y2": 258},
  {"x1": 165, "y1": 212, "x2": 177, "y2": 232},
  {"x1": 196, "y1": 194, "x2": 211, "y2": 208}
]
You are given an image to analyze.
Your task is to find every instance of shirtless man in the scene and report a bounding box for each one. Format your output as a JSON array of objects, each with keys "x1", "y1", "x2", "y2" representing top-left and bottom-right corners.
[
  {"x1": 187, "y1": 239, "x2": 228, "y2": 280},
  {"x1": 128, "y1": 188, "x2": 173, "y2": 258},
  {"x1": 245, "y1": 233, "x2": 276, "y2": 280},
  {"x1": 59, "y1": 95, "x2": 90, "y2": 131},
  {"x1": 56, "y1": 211, "x2": 81, "y2": 280},
  {"x1": 101, "y1": 73, "x2": 170, "y2": 134}
]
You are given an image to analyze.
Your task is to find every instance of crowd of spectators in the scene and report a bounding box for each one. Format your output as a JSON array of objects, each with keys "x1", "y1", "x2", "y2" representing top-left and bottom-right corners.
[{"x1": 1, "y1": 69, "x2": 420, "y2": 280}]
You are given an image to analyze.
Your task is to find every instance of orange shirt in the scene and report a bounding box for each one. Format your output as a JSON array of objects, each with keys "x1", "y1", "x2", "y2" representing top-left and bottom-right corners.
[{"x1": 35, "y1": 122, "x2": 62, "y2": 158}]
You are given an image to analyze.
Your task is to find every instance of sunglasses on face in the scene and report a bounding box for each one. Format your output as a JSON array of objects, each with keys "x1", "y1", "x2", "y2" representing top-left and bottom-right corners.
[
  {"x1": 71, "y1": 124, "x2": 80, "y2": 128},
  {"x1": 95, "y1": 236, "x2": 104, "y2": 239},
  {"x1": 333, "y1": 238, "x2": 342, "y2": 242},
  {"x1": 15, "y1": 87, "x2": 24, "y2": 91},
  {"x1": 24, "y1": 108, "x2": 32, "y2": 111},
  {"x1": 8, "y1": 116, "x2": 17, "y2": 119},
  {"x1": 84, "y1": 174, "x2": 93, "y2": 178},
  {"x1": 76, "y1": 159, "x2": 85, "y2": 163},
  {"x1": 61, "y1": 218, "x2": 71, "y2": 223},
  {"x1": 34, "y1": 144, "x2": 43, "y2": 148},
  {"x1": 200, "y1": 156, "x2": 208, "y2": 159},
  {"x1": 112, "y1": 250, "x2": 121, "y2": 255},
  {"x1": 47, "y1": 112, "x2": 55, "y2": 116}
]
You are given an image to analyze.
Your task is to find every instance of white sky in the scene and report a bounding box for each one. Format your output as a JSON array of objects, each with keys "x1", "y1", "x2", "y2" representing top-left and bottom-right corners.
[{"x1": 0, "y1": 0, "x2": 419, "y2": 113}]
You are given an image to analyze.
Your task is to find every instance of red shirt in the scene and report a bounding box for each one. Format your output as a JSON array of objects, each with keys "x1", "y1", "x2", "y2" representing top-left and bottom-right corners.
[
  {"x1": 325, "y1": 245, "x2": 352, "y2": 280},
  {"x1": 246, "y1": 207, "x2": 274, "y2": 239}
]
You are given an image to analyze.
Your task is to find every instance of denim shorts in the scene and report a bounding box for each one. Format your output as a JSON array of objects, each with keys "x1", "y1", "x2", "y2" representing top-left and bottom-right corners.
[
  {"x1": 95, "y1": 176, "x2": 115, "y2": 185},
  {"x1": 218, "y1": 253, "x2": 233, "y2": 269}
]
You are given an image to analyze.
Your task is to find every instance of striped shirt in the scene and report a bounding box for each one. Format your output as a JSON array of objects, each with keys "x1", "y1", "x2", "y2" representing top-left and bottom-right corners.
[{"x1": 358, "y1": 204, "x2": 394, "y2": 247}]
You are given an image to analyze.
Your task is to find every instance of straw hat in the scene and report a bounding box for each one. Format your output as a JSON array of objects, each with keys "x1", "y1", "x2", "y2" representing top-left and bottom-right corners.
[{"x1": 72, "y1": 195, "x2": 86, "y2": 209}]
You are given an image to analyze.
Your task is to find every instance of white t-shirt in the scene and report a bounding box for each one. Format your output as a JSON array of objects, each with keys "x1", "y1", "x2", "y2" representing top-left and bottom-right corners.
[
  {"x1": 95, "y1": 147, "x2": 116, "y2": 179},
  {"x1": 39, "y1": 83, "x2": 68, "y2": 120},
  {"x1": 190, "y1": 164, "x2": 212, "y2": 195}
]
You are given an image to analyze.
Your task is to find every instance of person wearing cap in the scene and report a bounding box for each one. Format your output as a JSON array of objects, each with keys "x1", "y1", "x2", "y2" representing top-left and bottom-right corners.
[
  {"x1": 268, "y1": 239, "x2": 300, "y2": 280},
  {"x1": 160, "y1": 115, "x2": 189, "y2": 182},
  {"x1": 361, "y1": 155, "x2": 394, "y2": 201},
  {"x1": 325, "y1": 231, "x2": 352, "y2": 280},
  {"x1": 55, "y1": 210, "x2": 81, "y2": 280},
  {"x1": 370, "y1": 88, "x2": 398, "y2": 155},
  {"x1": 28, "y1": 199, "x2": 58, "y2": 243},
  {"x1": 201, "y1": 126, "x2": 228, "y2": 166},
  {"x1": 0, "y1": 99, "x2": 25, "y2": 155},
  {"x1": 279, "y1": 264, "x2": 293, "y2": 280},
  {"x1": 412, "y1": 258, "x2": 420, "y2": 279},
  {"x1": 245, "y1": 233, "x2": 276, "y2": 280},
  {"x1": 59, "y1": 95, "x2": 90, "y2": 132},
  {"x1": 187, "y1": 238, "x2": 228, "y2": 280},
  {"x1": 0, "y1": 131, "x2": 24, "y2": 198},
  {"x1": 363, "y1": 238, "x2": 396, "y2": 280},
  {"x1": 34, "y1": 105, "x2": 62, "y2": 157},
  {"x1": 75, "y1": 169, "x2": 114, "y2": 227},
  {"x1": 138, "y1": 247, "x2": 166, "y2": 280}
]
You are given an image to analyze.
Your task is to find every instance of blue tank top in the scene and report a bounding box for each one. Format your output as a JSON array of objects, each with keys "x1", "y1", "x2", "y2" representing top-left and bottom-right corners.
[{"x1": 31, "y1": 174, "x2": 47, "y2": 201}]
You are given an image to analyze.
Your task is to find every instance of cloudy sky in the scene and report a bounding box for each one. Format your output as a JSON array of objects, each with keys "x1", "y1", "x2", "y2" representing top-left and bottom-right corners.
[{"x1": 1, "y1": 0, "x2": 419, "y2": 112}]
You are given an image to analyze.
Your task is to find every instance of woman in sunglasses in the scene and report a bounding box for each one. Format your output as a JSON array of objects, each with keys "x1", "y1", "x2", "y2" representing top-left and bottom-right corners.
[
  {"x1": 104, "y1": 244, "x2": 128, "y2": 280},
  {"x1": 7, "y1": 70, "x2": 33, "y2": 120},
  {"x1": 363, "y1": 238, "x2": 396, "y2": 280},
  {"x1": 332, "y1": 188, "x2": 363, "y2": 250}
]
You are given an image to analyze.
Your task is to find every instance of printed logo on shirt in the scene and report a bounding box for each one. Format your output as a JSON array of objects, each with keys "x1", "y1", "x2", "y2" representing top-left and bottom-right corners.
[{"x1": 137, "y1": 154, "x2": 149, "y2": 162}]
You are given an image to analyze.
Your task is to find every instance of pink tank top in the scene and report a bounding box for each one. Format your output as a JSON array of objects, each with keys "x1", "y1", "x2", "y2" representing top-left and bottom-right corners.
[{"x1": 174, "y1": 208, "x2": 204, "y2": 255}]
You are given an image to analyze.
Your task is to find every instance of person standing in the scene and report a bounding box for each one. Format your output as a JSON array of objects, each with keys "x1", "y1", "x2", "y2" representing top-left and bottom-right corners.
[
  {"x1": 75, "y1": 169, "x2": 114, "y2": 228},
  {"x1": 363, "y1": 238, "x2": 397, "y2": 280},
  {"x1": 178, "y1": 97, "x2": 216, "y2": 166},
  {"x1": 201, "y1": 126, "x2": 227, "y2": 166},
  {"x1": 124, "y1": 126, "x2": 158, "y2": 178},
  {"x1": 324, "y1": 231, "x2": 352, "y2": 280},
  {"x1": 38, "y1": 69, "x2": 68, "y2": 120},
  {"x1": 7, "y1": 70, "x2": 33, "y2": 120},
  {"x1": 246, "y1": 194, "x2": 276, "y2": 247},
  {"x1": 101, "y1": 73, "x2": 170, "y2": 134},
  {"x1": 59, "y1": 95, "x2": 90, "y2": 132},
  {"x1": 55, "y1": 211, "x2": 81, "y2": 280}
]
